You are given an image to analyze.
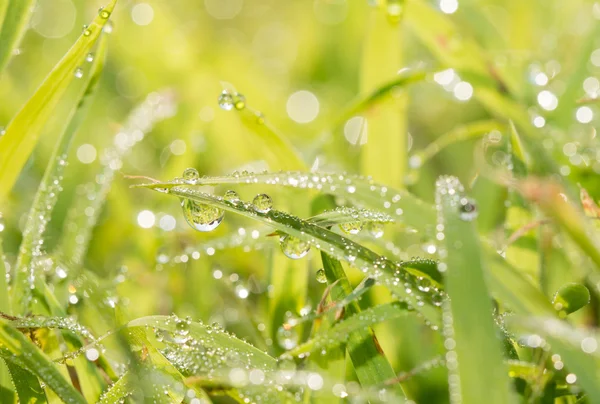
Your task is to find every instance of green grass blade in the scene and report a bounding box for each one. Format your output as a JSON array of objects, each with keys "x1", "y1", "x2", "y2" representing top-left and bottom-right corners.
[
  {"x1": 288, "y1": 301, "x2": 409, "y2": 357},
  {"x1": 138, "y1": 184, "x2": 443, "y2": 328},
  {"x1": 0, "y1": 318, "x2": 85, "y2": 404},
  {"x1": 0, "y1": 0, "x2": 35, "y2": 74},
  {"x1": 133, "y1": 170, "x2": 437, "y2": 232},
  {"x1": 508, "y1": 317, "x2": 600, "y2": 398},
  {"x1": 0, "y1": 0, "x2": 117, "y2": 202},
  {"x1": 12, "y1": 34, "x2": 110, "y2": 316},
  {"x1": 98, "y1": 372, "x2": 131, "y2": 404},
  {"x1": 5, "y1": 361, "x2": 47, "y2": 404},
  {"x1": 318, "y1": 253, "x2": 405, "y2": 397},
  {"x1": 436, "y1": 176, "x2": 515, "y2": 404},
  {"x1": 359, "y1": 6, "x2": 406, "y2": 188}
]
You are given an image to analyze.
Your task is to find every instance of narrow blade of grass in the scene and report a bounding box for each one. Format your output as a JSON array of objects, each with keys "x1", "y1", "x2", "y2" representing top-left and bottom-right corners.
[
  {"x1": 317, "y1": 253, "x2": 406, "y2": 397},
  {"x1": 359, "y1": 6, "x2": 406, "y2": 188},
  {"x1": 12, "y1": 33, "x2": 110, "y2": 316},
  {"x1": 138, "y1": 184, "x2": 444, "y2": 328},
  {"x1": 436, "y1": 176, "x2": 515, "y2": 404},
  {"x1": 0, "y1": 318, "x2": 86, "y2": 404},
  {"x1": 0, "y1": 0, "x2": 35, "y2": 74},
  {"x1": 5, "y1": 361, "x2": 47, "y2": 403},
  {"x1": 0, "y1": 0, "x2": 117, "y2": 202},
  {"x1": 98, "y1": 372, "x2": 131, "y2": 404}
]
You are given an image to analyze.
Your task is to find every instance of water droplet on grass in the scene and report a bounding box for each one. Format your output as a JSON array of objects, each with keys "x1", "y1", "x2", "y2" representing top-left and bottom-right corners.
[
  {"x1": 252, "y1": 194, "x2": 273, "y2": 213},
  {"x1": 82, "y1": 25, "x2": 92, "y2": 36},
  {"x1": 458, "y1": 198, "x2": 478, "y2": 221},
  {"x1": 98, "y1": 7, "x2": 111, "y2": 18},
  {"x1": 182, "y1": 167, "x2": 199, "y2": 182},
  {"x1": 280, "y1": 234, "x2": 310, "y2": 259},
  {"x1": 85, "y1": 53, "x2": 94, "y2": 62},
  {"x1": 224, "y1": 189, "x2": 240, "y2": 202},
  {"x1": 366, "y1": 222, "x2": 384, "y2": 238},
  {"x1": 74, "y1": 68, "x2": 83, "y2": 78},
  {"x1": 339, "y1": 222, "x2": 362, "y2": 235},
  {"x1": 316, "y1": 269, "x2": 327, "y2": 283},
  {"x1": 277, "y1": 326, "x2": 299, "y2": 350},
  {"x1": 181, "y1": 199, "x2": 224, "y2": 232},
  {"x1": 218, "y1": 91, "x2": 234, "y2": 110}
]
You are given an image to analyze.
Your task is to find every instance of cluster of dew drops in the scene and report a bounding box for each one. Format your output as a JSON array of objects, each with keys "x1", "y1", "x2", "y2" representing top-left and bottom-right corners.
[{"x1": 73, "y1": 7, "x2": 114, "y2": 80}]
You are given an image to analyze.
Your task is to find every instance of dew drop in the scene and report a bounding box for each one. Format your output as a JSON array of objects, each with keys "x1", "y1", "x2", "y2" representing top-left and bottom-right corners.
[
  {"x1": 0, "y1": 213, "x2": 4, "y2": 233},
  {"x1": 182, "y1": 167, "x2": 199, "y2": 182},
  {"x1": 255, "y1": 112, "x2": 265, "y2": 124},
  {"x1": 339, "y1": 221, "x2": 362, "y2": 235},
  {"x1": 417, "y1": 277, "x2": 431, "y2": 292},
  {"x1": 181, "y1": 199, "x2": 224, "y2": 232},
  {"x1": 276, "y1": 326, "x2": 299, "y2": 350},
  {"x1": 224, "y1": 189, "x2": 240, "y2": 203},
  {"x1": 233, "y1": 93, "x2": 246, "y2": 110},
  {"x1": 82, "y1": 25, "x2": 92, "y2": 36},
  {"x1": 74, "y1": 68, "x2": 84, "y2": 79},
  {"x1": 386, "y1": 0, "x2": 403, "y2": 23},
  {"x1": 86, "y1": 53, "x2": 94, "y2": 63},
  {"x1": 103, "y1": 21, "x2": 114, "y2": 34},
  {"x1": 99, "y1": 7, "x2": 111, "y2": 18},
  {"x1": 280, "y1": 234, "x2": 310, "y2": 259},
  {"x1": 432, "y1": 293, "x2": 444, "y2": 306},
  {"x1": 174, "y1": 317, "x2": 191, "y2": 343},
  {"x1": 458, "y1": 198, "x2": 478, "y2": 221},
  {"x1": 316, "y1": 268, "x2": 327, "y2": 284},
  {"x1": 366, "y1": 222, "x2": 384, "y2": 238},
  {"x1": 252, "y1": 194, "x2": 273, "y2": 213},
  {"x1": 218, "y1": 91, "x2": 234, "y2": 111}
]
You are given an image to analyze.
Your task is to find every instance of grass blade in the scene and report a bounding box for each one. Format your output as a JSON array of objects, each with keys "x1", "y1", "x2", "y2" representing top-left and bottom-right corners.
[
  {"x1": 0, "y1": 0, "x2": 117, "y2": 202},
  {"x1": 5, "y1": 361, "x2": 47, "y2": 403},
  {"x1": 138, "y1": 184, "x2": 444, "y2": 328},
  {"x1": 0, "y1": 0, "x2": 35, "y2": 74},
  {"x1": 12, "y1": 33, "x2": 110, "y2": 315},
  {"x1": 0, "y1": 318, "x2": 85, "y2": 404},
  {"x1": 436, "y1": 176, "x2": 515, "y2": 404}
]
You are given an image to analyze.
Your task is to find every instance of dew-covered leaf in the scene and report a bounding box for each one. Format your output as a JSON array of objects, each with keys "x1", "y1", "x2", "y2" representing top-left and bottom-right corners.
[
  {"x1": 0, "y1": 318, "x2": 85, "y2": 404},
  {"x1": 0, "y1": 0, "x2": 36, "y2": 74},
  {"x1": 5, "y1": 361, "x2": 47, "y2": 404},
  {"x1": 552, "y1": 283, "x2": 590, "y2": 316},
  {"x1": 0, "y1": 0, "x2": 117, "y2": 202},
  {"x1": 436, "y1": 176, "x2": 515, "y2": 404}
]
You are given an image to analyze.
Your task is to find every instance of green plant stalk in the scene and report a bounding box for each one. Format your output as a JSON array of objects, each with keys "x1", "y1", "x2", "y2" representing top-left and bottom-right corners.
[
  {"x1": 11, "y1": 34, "x2": 109, "y2": 316},
  {"x1": 0, "y1": 0, "x2": 117, "y2": 202},
  {"x1": 360, "y1": 6, "x2": 405, "y2": 188},
  {"x1": 437, "y1": 176, "x2": 515, "y2": 404},
  {"x1": 0, "y1": 0, "x2": 35, "y2": 74},
  {"x1": 0, "y1": 240, "x2": 12, "y2": 394},
  {"x1": 320, "y1": 253, "x2": 406, "y2": 397}
]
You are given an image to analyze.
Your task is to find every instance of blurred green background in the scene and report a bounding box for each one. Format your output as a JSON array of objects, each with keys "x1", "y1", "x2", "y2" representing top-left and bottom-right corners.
[{"x1": 1, "y1": 0, "x2": 600, "y2": 402}]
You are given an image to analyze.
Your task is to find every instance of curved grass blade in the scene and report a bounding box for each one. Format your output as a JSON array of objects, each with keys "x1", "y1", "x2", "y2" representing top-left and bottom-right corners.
[
  {"x1": 140, "y1": 185, "x2": 444, "y2": 328},
  {"x1": 0, "y1": 0, "x2": 35, "y2": 74},
  {"x1": 288, "y1": 302, "x2": 409, "y2": 357},
  {"x1": 133, "y1": 170, "x2": 437, "y2": 232},
  {"x1": 436, "y1": 176, "x2": 515, "y2": 404},
  {"x1": 0, "y1": 0, "x2": 117, "y2": 202},
  {"x1": 317, "y1": 253, "x2": 405, "y2": 398},
  {"x1": 58, "y1": 90, "x2": 176, "y2": 269},
  {"x1": 5, "y1": 361, "x2": 47, "y2": 403},
  {"x1": 0, "y1": 318, "x2": 85, "y2": 404},
  {"x1": 508, "y1": 316, "x2": 600, "y2": 398},
  {"x1": 309, "y1": 206, "x2": 394, "y2": 227},
  {"x1": 409, "y1": 120, "x2": 504, "y2": 171},
  {"x1": 12, "y1": 34, "x2": 110, "y2": 316},
  {"x1": 98, "y1": 372, "x2": 131, "y2": 404}
]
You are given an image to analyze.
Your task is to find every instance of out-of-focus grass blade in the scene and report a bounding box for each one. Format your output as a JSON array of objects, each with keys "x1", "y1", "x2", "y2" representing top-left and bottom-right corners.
[
  {"x1": 288, "y1": 301, "x2": 409, "y2": 357},
  {"x1": 508, "y1": 317, "x2": 600, "y2": 398},
  {"x1": 0, "y1": 318, "x2": 85, "y2": 404},
  {"x1": 98, "y1": 372, "x2": 131, "y2": 404},
  {"x1": 436, "y1": 176, "x2": 515, "y2": 404},
  {"x1": 0, "y1": 241, "x2": 9, "y2": 315},
  {"x1": 359, "y1": 5, "x2": 406, "y2": 188},
  {"x1": 137, "y1": 184, "x2": 444, "y2": 328},
  {"x1": 410, "y1": 120, "x2": 504, "y2": 171},
  {"x1": 5, "y1": 361, "x2": 47, "y2": 403},
  {"x1": 0, "y1": 0, "x2": 36, "y2": 74},
  {"x1": 320, "y1": 253, "x2": 405, "y2": 397},
  {"x1": 519, "y1": 178, "x2": 600, "y2": 271},
  {"x1": 0, "y1": 0, "x2": 117, "y2": 202},
  {"x1": 12, "y1": 34, "x2": 110, "y2": 316}
]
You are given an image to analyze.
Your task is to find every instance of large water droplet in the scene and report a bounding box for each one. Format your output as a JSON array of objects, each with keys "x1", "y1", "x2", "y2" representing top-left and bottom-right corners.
[
  {"x1": 276, "y1": 326, "x2": 299, "y2": 350},
  {"x1": 85, "y1": 53, "x2": 94, "y2": 63},
  {"x1": 252, "y1": 194, "x2": 273, "y2": 213},
  {"x1": 280, "y1": 234, "x2": 310, "y2": 259},
  {"x1": 458, "y1": 198, "x2": 478, "y2": 221},
  {"x1": 181, "y1": 199, "x2": 224, "y2": 232},
  {"x1": 98, "y1": 7, "x2": 111, "y2": 18},
  {"x1": 174, "y1": 317, "x2": 191, "y2": 343},
  {"x1": 366, "y1": 222, "x2": 384, "y2": 238},
  {"x1": 316, "y1": 268, "x2": 327, "y2": 284},
  {"x1": 182, "y1": 167, "x2": 199, "y2": 182},
  {"x1": 224, "y1": 189, "x2": 240, "y2": 203},
  {"x1": 218, "y1": 91, "x2": 234, "y2": 110},
  {"x1": 74, "y1": 67, "x2": 83, "y2": 79},
  {"x1": 339, "y1": 221, "x2": 362, "y2": 235}
]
